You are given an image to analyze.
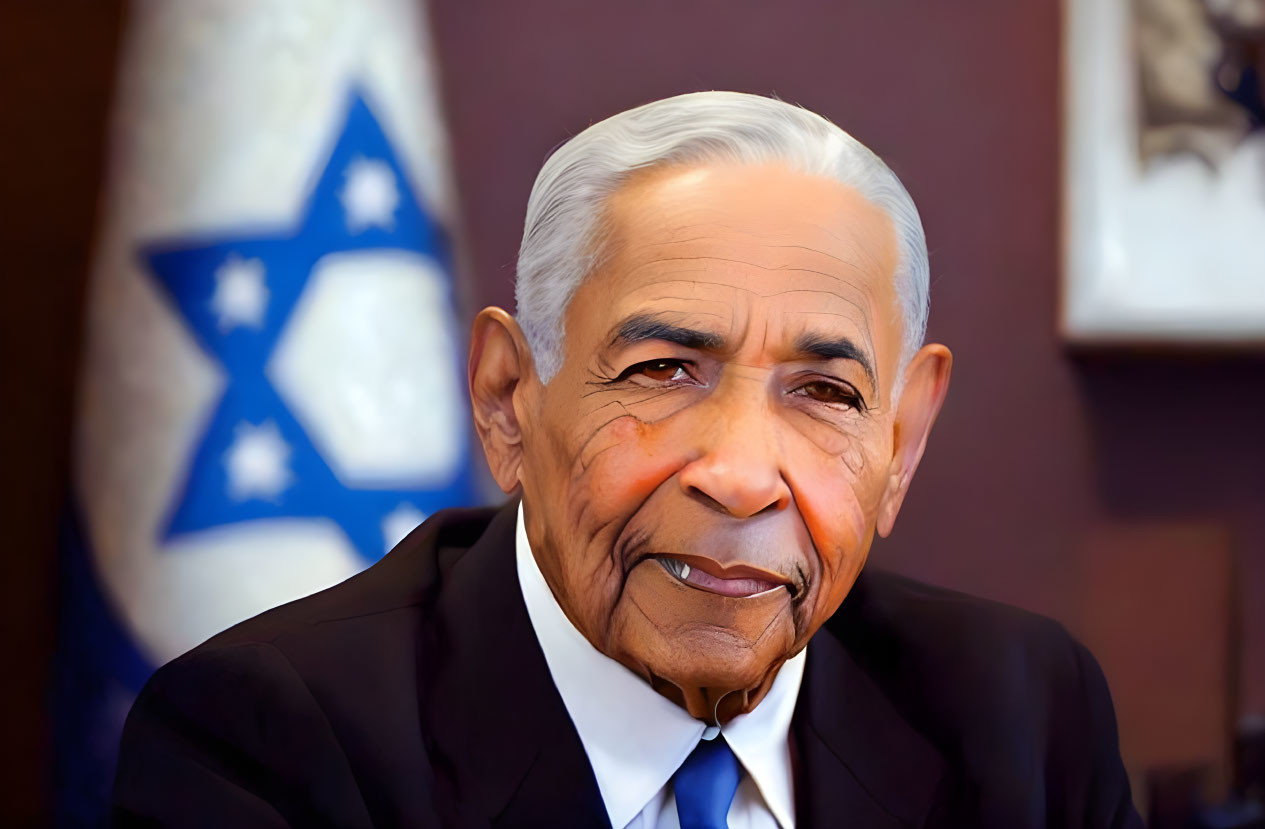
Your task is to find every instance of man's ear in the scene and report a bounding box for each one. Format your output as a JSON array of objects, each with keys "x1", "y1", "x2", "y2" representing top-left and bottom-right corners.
[
  {"x1": 468, "y1": 307, "x2": 535, "y2": 494},
  {"x1": 876, "y1": 343, "x2": 952, "y2": 538}
]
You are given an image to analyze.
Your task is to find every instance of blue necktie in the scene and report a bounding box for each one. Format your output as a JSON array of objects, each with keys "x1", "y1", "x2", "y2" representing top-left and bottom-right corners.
[{"x1": 673, "y1": 736, "x2": 741, "y2": 829}]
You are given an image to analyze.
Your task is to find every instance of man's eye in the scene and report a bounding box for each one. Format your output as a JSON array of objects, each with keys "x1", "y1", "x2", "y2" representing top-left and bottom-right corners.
[
  {"x1": 617, "y1": 359, "x2": 693, "y2": 384},
  {"x1": 792, "y1": 380, "x2": 864, "y2": 410}
]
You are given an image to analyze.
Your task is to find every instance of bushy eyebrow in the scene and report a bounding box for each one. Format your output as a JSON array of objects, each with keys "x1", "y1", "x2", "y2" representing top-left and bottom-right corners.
[
  {"x1": 610, "y1": 313, "x2": 726, "y2": 351},
  {"x1": 792, "y1": 332, "x2": 877, "y2": 392}
]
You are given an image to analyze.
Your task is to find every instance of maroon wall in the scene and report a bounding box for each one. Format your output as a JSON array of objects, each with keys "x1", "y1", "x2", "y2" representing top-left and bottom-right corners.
[
  {"x1": 425, "y1": 0, "x2": 1265, "y2": 791},
  {"x1": 4, "y1": 0, "x2": 1262, "y2": 822},
  {"x1": 0, "y1": 3, "x2": 124, "y2": 824}
]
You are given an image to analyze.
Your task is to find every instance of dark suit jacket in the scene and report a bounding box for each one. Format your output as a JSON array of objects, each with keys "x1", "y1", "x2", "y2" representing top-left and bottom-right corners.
[{"x1": 112, "y1": 501, "x2": 1144, "y2": 828}]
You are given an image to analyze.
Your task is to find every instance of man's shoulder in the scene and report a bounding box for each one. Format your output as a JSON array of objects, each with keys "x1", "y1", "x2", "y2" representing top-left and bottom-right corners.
[
  {"x1": 842, "y1": 567, "x2": 1076, "y2": 649},
  {"x1": 815, "y1": 570, "x2": 1140, "y2": 825},
  {"x1": 114, "y1": 504, "x2": 509, "y2": 826},
  {"x1": 836, "y1": 567, "x2": 1088, "y2": 689},
  {"x1": 132, "y1": 503, "x2": 504, "y2": 726},
  {"x1": 830, "y1": 568, "x2": 1107, "y2": 757},
  {"x1": 195, "y1": 504, "x2": 501, "y2": 654}
]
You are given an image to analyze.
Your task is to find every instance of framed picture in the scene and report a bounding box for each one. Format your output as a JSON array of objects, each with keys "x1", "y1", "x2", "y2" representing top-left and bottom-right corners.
[{"x1": 1062, "y1": 0, "x2": 1265, "y2": 344}]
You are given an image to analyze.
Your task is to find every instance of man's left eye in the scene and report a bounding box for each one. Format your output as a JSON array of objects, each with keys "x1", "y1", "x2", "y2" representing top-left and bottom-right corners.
[{"x1": 792, "y1": 380, "x2": 864, "y2": 409}]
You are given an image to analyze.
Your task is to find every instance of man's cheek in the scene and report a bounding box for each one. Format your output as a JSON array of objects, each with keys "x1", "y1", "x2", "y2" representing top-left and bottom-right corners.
[
  {"x1": 789, "y1": 460, "x2": 875, "y2": 584},
  {"x1": 571, "y1": 414, "x2": 690, "y2": 513}
]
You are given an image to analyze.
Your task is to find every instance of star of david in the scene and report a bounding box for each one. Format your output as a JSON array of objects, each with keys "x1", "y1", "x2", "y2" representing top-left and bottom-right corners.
[{"x1": 144, "y1": 90, "x2": 480, "y2": 563}]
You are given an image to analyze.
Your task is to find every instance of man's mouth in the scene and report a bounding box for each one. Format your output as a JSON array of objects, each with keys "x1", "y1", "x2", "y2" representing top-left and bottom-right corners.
[{"x1": 656, "y1": 554, "x2": 793, "y2": 598}]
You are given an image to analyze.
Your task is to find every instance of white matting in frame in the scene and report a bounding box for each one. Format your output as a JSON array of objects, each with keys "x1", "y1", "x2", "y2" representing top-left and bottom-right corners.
[{"x1": 1063, "y1": 0, "x2": 1265, "y2": 344}]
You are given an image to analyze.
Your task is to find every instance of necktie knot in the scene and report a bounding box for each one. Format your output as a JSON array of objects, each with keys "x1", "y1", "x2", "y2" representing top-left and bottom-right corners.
[{"x1": 673, "y1": 736, "x2": 741, "y2": 829}]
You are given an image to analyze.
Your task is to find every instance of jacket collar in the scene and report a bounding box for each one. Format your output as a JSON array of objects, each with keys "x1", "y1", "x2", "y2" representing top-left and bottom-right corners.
[
  {"x1": 420, "y1": 501, "x2": 948, "y2": 828},
  {"x1": 421, "y1": 498, "x2": 610, "y2": 828}
]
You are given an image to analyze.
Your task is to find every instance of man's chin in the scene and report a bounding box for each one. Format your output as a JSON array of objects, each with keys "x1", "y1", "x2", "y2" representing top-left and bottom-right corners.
[{"x1": 608, "y1": 557, "x2": 799, "y2": 720}]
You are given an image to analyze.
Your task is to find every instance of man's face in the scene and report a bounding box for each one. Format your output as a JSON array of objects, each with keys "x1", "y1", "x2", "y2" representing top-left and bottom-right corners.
[{"x1": 480, "y1": 162, "x2": 942, "y2": 720}]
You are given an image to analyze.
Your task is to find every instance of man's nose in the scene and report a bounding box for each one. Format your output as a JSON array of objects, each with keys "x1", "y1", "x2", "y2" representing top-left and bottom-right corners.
[{"x1": 677, "y1": 383, "x2": 792, "y2": 518}]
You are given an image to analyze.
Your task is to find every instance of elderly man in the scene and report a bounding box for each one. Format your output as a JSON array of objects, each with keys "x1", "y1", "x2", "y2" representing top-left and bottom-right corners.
[{"x1": 113, "y1": 92, "x2": 1142, "y2": 828}]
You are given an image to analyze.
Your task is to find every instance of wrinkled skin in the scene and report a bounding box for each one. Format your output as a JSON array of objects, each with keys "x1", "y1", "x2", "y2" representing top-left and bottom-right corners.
[{"x1": 469, "y1": 162, "x2": 952, "y2": 723}]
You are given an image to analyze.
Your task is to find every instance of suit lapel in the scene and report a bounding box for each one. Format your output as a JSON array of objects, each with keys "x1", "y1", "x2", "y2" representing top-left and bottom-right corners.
[
  {"x1": 420, "y1": 500, "x2": 610, "y2": 829},
  {"x1": 419, "y1": 506, "x2": 949, "y2": 829},
  {"x1": 794, "y1": 588, "x2": 950, "y2": 829}
]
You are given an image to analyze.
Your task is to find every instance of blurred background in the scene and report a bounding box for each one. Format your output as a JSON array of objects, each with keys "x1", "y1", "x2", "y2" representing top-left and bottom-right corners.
[{"x1": 2, "y1": 0, "x2": 1263, "y2": 826}]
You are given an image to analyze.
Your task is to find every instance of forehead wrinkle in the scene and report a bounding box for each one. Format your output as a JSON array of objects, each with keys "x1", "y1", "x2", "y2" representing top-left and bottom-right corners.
[
  {"x1": 612, "y1": 273, "x2": 877, "y2": 349},
  {"x1": 622, "y1": 213, "x2": 887, "y2": 271},
  {"x1": 619, "y1": 219, "x2": 873, "y2": 267},
  {"x1": 762, "y1": 263, "x2": 877, "y2": 301},
  {"x1": 613, "y1": 213, "x2": 866, "y2": 263},
  {"x1": 618, "y1": 254, "x2": 879, "y2": 301},
  {"x1": 614, "y1": 226, "x2": 880, "y2": 282},
  {"x1": 797, "y1": 309, "x2": 875, "y2": 329},
  {"x1": 633, "y1": 303, "x2": 728, "y2": 320},
  {"x1": 761, "y1": 243, "x2": 869, "y2": 273},
  {"x1": 776, "y1": 301, "x2": 875, "y2": 342},
  {"x1": 626, "y1": 203, "x2": 870, "y2": 239},
  {"x1": 678, "y1": 220, "x2": 881, "y2": 276},
  {"x1": 815, "y1": 221, "x2": 892, "y2": 273},
  {"x1": 607, "y1": 217, "x2": 885, "y2": 286},
  {"x1": 618, "y1": 231, "x2": 729, "y2": 250},
  {"x1": 621, "y1": 272, "x2": 871, "y2": 309},
  {"x1": 626, "y1": 299, "x2": 730, "y2": 323},
  {"x1": 621, "y1": 282, "x2": 739, "y2": 324},
  {"x1": 764, "y1": 288, "x2": 875, "y2": 338}
]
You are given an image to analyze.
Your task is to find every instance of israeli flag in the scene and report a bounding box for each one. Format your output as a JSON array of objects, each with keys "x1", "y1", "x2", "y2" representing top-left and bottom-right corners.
[{"x1": 54, "y1": 0, "x2": 481, "y2": 821}]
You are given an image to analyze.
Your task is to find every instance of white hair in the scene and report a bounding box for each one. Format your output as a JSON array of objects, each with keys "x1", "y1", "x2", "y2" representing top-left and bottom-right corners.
[{"x1": 515, "y1": 90, "x2": 930, "y2": 387}]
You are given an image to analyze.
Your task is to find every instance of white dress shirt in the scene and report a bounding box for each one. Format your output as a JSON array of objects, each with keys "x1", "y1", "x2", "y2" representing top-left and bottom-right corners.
[{"x1": 515, "y1": 503, "x2": 805, "y2": 829}]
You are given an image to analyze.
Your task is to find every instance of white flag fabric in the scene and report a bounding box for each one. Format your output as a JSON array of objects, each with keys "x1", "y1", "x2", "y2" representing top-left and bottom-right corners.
[{"x1": 57, "y1": 0, "x2": 480, "y2": 817}]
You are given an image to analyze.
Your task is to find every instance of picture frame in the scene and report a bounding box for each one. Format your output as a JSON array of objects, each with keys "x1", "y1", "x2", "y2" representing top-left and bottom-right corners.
[{"x1": 1062, "y1": 0, "x2": 1265, "y2": 345}]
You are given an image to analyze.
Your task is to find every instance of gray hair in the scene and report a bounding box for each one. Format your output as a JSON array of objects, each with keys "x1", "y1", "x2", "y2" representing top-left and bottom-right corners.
[{"x1": 515, "y1": 91, "x2": 929, "y2": 386}]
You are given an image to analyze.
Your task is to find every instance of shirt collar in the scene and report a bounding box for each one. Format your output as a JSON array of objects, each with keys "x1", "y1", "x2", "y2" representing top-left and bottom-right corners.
[{"x1": 515, "y1": 501, "x2": 804, "y2": 829}]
